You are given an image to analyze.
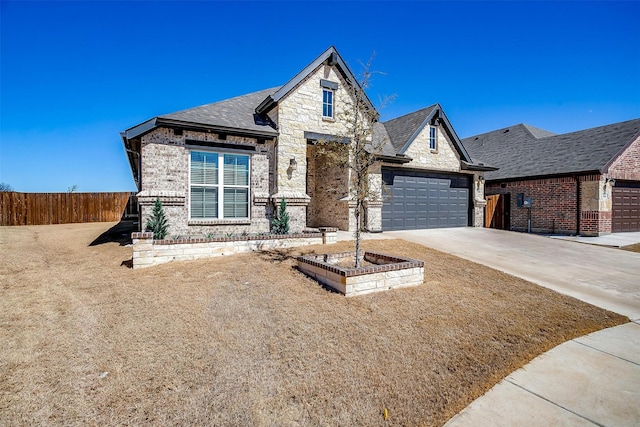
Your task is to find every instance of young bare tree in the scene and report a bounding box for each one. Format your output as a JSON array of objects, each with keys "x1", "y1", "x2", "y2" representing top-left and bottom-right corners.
[{"x1": 315, "y1": 53, "x2": 394, "y2": 267}]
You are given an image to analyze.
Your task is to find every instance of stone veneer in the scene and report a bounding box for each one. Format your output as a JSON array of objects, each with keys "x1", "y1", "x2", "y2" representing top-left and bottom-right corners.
[
  {"x1": 132, "y1": 228, "x2": 338, "y2": 269},
  {"x1": 297, "y1": 251, "x2": 425, "y2": 297}
]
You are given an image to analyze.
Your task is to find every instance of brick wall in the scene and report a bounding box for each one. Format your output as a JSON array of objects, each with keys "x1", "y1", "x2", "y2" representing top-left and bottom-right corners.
[
  {"x1": 485, "y1": 174, "x2": 616, "y2": 236},
  {"x1": 608, "y1": 135, "x2": 640, "y2": 181},
  {"x1": 486, "y1": 176, "x2": 579, "y2": 234},
  {"x1": 306, "y1": 145, "x2": 351, "y2": 229},
  {"x1": 139, "y1": 128, "x2": 275, "y2": 237}
]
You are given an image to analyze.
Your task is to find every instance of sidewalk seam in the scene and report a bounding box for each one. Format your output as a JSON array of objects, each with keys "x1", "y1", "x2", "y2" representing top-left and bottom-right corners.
[
  {"x1": 504, "y1": 379, "x2": 604, "y2": 427},
  {"x1": 572, "y1": 338, "x2": 640, "y2": 367}
]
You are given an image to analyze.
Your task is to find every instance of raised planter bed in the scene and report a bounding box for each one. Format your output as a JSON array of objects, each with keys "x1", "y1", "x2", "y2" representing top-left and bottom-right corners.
[
  {"x1": 297, "y1": 251, "x2": 424, "y2": 297},
  {"x1": 131, "y1": 228, "x2": 337, "y2": 269}
]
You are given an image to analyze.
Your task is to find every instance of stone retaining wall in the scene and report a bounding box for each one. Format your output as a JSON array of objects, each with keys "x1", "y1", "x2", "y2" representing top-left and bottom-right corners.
[{"x1": 132, "y1": 228, "x2": 338, "y2": 269}]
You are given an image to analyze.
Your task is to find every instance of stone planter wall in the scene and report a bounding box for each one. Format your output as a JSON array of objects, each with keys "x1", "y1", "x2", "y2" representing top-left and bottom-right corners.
[
  {"x1": 297, "y1": 251, "x2": 425, "y2": 297},
  {"x1": 132, "y1": 228, "x2": 338, "y2": 269}
]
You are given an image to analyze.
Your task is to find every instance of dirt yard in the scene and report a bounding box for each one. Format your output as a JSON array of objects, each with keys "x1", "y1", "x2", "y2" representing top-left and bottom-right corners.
[{"x1": 0, "y1": 222, "x2": 627, "y2": 426}]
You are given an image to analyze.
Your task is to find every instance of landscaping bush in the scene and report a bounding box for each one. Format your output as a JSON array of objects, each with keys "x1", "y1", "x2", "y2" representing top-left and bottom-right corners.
[
  {"x1": 271, "y1": 198, "x2": 290, "y2": 234},
  {"x1": 145, "y1": 198, "x2": 169, "y2": 239}
]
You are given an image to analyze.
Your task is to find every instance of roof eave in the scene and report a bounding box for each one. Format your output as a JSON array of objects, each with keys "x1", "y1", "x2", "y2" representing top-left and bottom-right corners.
[
  {"x1": 155, "y1": 117, "x2": 278, "y2": 138},
  {"x1": 374, "y1": 154, "x2": 413, "y2": 164},
  {"x1": 460, "y1": 160, "x2": 498, "y2": 172}
]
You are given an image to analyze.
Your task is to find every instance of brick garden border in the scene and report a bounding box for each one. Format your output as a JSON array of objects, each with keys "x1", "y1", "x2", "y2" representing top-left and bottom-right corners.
[{"x1": 297, "y1": 251, "x2": 425, "y2": 297}]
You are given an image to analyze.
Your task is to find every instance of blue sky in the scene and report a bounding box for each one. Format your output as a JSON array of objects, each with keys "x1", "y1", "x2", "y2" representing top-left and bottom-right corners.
[{"x1": 1, "y1": 1, "x2": 639, "y2": 192}]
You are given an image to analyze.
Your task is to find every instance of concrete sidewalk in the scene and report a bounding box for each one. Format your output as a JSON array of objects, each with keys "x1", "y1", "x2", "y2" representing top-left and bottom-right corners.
[
  {"x1": 339, "y1": 227, "x2": 640, "y2": 426},
  {"x1": 445, "y1": 321, "x2": 640, "y2": 427}
]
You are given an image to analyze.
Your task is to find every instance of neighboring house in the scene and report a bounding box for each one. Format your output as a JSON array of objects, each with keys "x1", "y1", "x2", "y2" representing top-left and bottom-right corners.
[
  {"x1": 121, "y1": 46, "x2": 490, "y2": 236},
  {"x1": 462, "y1": 120, "x2": 640, "y2": 236}
]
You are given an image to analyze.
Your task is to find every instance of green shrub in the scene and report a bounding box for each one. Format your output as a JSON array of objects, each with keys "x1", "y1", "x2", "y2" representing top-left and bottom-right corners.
[
  {"x1": 145, "y1": 198, "x2": 169, "y2": 240},
  {"x1": 271, "y1": 198, "x2": 290, "y2": 234}
]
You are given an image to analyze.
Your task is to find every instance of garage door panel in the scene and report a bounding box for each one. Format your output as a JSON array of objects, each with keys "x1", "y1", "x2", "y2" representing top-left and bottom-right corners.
[
  {"x1": 612, "y1": 183, "x2": 640, "y2": 232},
  {"x1": 382, "y1": 169, "x2": 470, "y2": 231}
]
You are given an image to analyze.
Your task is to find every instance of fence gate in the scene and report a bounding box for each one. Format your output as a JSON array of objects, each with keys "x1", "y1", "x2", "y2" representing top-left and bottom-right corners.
[{"x1": 485, "y1": 194, "x2": 510, "y2": 229}]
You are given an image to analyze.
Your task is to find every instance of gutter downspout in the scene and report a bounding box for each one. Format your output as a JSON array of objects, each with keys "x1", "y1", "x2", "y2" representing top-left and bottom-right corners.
[{"x1": 575, "y1": 175, "x2": 581, "y2": 235}]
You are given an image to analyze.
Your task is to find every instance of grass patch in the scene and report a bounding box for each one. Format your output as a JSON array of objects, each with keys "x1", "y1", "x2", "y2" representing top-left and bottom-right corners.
[
  {"x1": 621, "y1": 243, "x2": 640, "y2": 253},
  {"x1": 0, "y1": 222, "x2": 627, "y2": 425}
]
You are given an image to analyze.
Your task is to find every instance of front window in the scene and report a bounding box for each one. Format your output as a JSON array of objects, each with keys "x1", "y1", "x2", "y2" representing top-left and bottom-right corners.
[
  {"x1": 322, "y1": 89, "x2": 334, "y2": 118},
  {"x1": 429, "y1": 126, "x2": 437, "y2": 150},
  {"x1": 190, "y1": 151, "x2": 249, "y2": 219}
]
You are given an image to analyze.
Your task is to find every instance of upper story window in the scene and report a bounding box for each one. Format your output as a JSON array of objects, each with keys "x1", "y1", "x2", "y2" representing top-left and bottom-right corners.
[
  {"x1": 322, "y1": 89, "x2": 334, "y2": 119},
  {"x1": 429, "y1": 125, "x2": 437, "y2": 150},
  {"x1": 320, "y1": 79, "x2": 338, "y2": 120},
  {"x1": 190, "y1": 151, "x2": 250, "y2": 220}
]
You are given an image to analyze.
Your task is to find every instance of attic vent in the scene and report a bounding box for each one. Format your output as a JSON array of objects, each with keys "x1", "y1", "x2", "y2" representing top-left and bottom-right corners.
[
  {"x1": 474, "y1": 137, "x2": 479, "y2": 140},
  {"x1": 503, "y1": 129, "x2": 510, "y2": 133}
]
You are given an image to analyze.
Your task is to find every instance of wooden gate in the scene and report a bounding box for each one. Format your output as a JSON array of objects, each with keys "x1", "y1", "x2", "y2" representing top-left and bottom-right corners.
[{"x1": 485, "y1": 194, "x2": 510, "y2": 229}]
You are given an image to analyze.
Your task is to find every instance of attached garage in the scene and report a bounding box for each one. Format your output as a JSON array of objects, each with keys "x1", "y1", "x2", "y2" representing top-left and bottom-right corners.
[
  {"x1": 612, "y1": 182, "x2": 640, "y2": 232},
  {"x1": 381, "y1": 169, "x2": 470, "y2": 231}
]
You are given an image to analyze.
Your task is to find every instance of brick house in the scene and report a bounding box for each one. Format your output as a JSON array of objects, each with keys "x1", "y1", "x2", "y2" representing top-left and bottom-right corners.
[
  {"x1": 462, "y1": 120, "x2": 640, "y2": 236},
  {"x1": 122, "y1": 46, "x2": 490, "y2": 236}
]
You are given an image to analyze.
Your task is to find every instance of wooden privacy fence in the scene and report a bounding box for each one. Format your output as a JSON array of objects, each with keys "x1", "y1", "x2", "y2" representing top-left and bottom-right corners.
[{"x1": 0, "y1": 192, "x2": 136, "y2": 226}]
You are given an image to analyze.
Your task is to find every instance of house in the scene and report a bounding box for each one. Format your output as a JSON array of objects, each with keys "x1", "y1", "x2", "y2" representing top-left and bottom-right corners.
[
  {"x1": 462, "y1": 119, "x2": 640, "y2": 236},
  {"x1": 121, "y1": 46, "x2": 490, "y2": 237}
]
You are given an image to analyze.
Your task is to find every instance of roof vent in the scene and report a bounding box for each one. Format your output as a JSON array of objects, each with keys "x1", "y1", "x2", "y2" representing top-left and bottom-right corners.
[{"x1": 503, "y1": 129, "x2": 510, "y2": 133}]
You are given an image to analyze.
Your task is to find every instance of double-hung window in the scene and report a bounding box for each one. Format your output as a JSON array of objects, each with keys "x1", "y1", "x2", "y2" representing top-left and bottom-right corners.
[
  {"x1": 190, "y1": 151, "x2": 250, "y2": 219},
  {"x1": 429, "y1": 125, "x2": 437, "y2": 150},
  {"x1": 322, "y1": 89, "x2": 334, "y2": 119}
]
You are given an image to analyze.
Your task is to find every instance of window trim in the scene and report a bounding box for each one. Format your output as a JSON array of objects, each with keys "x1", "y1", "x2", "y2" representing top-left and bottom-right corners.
[
  {"x1": 322, "y1": 88, "x2": 334, "y2": 119},
  {"x1": 429, "y1": 125, "x2": 437, "y2": 151},
  {"x1": 189, "y1": 150, "x2": 251, "y2": 221}
]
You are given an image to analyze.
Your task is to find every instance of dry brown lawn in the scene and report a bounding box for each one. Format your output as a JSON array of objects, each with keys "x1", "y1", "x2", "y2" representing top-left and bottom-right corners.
[
  {"x1": 0, "y1": 222, "x2": 627, "y2": 426},
  {"x1": 622, "y1": 243, "x2": 640, "y2": 253}
]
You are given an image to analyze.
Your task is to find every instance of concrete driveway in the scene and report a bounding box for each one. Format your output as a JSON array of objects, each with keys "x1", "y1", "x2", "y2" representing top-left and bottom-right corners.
[
  {"x1": 385, "y1": 228, "x2": 640, "y2": 321},
  {"x1": 376, "y1": 228, "x2": 640, "y2": 426}
]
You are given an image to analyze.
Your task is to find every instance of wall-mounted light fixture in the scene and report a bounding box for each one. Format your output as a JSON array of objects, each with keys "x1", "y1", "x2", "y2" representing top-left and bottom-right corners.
[
  {"x1": 606, "y1": 177, "x2": 616, "y2": 186},
  {"x1": 477, "y1": 176, "x2": 485, "y2": 188},
  {"x1": 289, "y1": 158, "x2": 297, "y2": 170}
]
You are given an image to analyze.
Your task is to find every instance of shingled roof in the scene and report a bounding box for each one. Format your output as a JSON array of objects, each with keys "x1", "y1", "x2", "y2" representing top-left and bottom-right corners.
[
  {"x1": 462, "y1": 119, "x2": 640, "y2": 181},
  {"x1": 159, "y1": 87, "x2": 281, "y2": 136},
  {"x1": 383, "y1": 105, "x2": 438, "y2": 152}
]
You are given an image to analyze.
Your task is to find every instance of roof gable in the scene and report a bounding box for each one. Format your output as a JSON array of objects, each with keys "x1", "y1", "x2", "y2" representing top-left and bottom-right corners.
[
  {"x1": 255, "y1": 46, "x2": 378, "y2": 120},
  {"x1": 462, "y1": 119, "x2": 640, "y2": 180},
  {"x1": 380, "y1": 104, "x2": 472, "y2": 162}
]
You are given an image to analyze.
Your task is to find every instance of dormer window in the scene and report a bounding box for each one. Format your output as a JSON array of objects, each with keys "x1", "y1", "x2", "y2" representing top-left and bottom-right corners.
[
  {"x1": 429, "y1": 125, "x2": 437, "y2": 150},
  {"x1": 320, "y1": 79, "x2": 338, "y2": 120}
]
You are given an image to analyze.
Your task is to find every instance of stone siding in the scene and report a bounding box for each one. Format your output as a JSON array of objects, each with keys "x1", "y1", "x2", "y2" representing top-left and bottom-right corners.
[
  {"x1": 276, "y1": 63, "x2": 370, "y2": 231},
  {"x1": 403, "y1": 125, "x2": 461, "y2": 172}
]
